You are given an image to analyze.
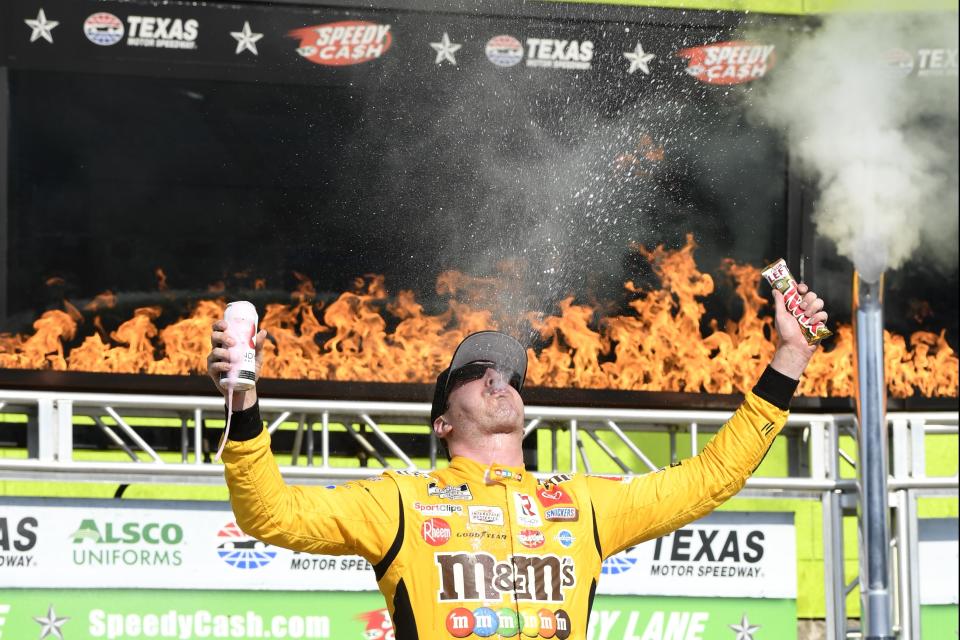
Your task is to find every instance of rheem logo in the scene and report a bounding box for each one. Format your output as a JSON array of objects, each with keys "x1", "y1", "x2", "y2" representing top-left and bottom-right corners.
[{"x1": 420, "y1": 518, "x2": 451, "y2": 546}]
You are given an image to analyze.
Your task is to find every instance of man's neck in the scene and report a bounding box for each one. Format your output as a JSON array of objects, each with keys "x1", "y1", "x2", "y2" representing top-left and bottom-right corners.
[{"x1": 449, "y1": 433, "x2": 524, "y2": 467}]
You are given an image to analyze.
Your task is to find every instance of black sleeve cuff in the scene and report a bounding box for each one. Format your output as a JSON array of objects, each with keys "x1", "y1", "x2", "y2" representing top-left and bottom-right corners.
[
  {"x1": 752, "y1": 366, "x2": 799, "y2": 410},
  {"x1": 225, "y1": 401, "x2": 264, "y2": 441}
]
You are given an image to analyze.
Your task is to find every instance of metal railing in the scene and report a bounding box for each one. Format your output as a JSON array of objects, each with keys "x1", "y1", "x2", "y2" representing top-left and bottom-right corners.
[{"x1": 0, "y1": 388, "x2": 957, "y2": 639}]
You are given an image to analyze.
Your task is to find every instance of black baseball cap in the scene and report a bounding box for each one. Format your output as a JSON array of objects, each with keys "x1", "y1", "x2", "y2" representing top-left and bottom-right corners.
[{"x1": 430, "y1": 331, "x2": 528, "y2": 425}]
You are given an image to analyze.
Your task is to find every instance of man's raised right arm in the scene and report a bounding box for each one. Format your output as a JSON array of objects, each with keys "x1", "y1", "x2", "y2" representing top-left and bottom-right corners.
[{"x1": 208, "y1": 318, "x2": 400, "y2": 563}]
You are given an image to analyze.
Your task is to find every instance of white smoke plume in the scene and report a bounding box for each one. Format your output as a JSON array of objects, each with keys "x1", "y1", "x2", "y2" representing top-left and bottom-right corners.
[{"x1": 750, "y1": 13, "x2": 959, "y2": 282}]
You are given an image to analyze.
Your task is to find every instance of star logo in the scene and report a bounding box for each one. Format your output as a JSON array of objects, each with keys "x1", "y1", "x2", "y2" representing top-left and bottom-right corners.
[
  {"x1": 33, "y1": 605, "x2": 70, "y2": 640},
  {"x1": 230, "y1": 21, "x2": 263, "y2": 56},
  {"x1": 25, "y1": 9, "x2": 59, "y2": 44},
  {"x1": 430, "y1": 32, "x2": 462, "y2": 66},
  {"x1": 729, "y1": 613, "x2": 761, "y2": 640},
  {"x1": 624, "y1": 42, "x2": 655, "y2": 75}
]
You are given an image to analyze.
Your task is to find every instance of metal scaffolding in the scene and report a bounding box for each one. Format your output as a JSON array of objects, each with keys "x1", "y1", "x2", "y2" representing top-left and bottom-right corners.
[{"x1": 0, "y1": 388, "x2": 957, "y2": 638}]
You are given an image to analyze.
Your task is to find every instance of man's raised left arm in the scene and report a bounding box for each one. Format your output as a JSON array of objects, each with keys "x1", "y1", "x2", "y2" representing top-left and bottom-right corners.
[{"x1": 589, "y1": 282, "x2": 827, "y2": 558}]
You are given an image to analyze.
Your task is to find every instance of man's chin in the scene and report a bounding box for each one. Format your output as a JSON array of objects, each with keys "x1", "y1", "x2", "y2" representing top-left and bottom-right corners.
[{"x1": 488, "y1": 414, "x2": 523, "y2": 435}]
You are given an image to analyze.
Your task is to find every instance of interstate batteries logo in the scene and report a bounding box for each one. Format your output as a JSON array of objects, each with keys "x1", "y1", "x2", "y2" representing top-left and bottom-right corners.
[
  {"x1": 83, "y1": 13, "x2": 124, "y2": 46},
  {"x1": 216, "y1": 522, "x2": 276, "y2": 569},
  {"x1": 677, "y1": 41, "x2": 776, "y2": 84},
  {"x1": 290, "y1": 21, "x2": 393, "y2": 66},
  {"x1": 70, "y1": 518, "x2": 183, "y2": 566}
]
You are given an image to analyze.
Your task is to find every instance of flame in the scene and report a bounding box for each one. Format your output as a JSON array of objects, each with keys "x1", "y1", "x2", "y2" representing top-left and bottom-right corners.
[
  {"x1": 155, "y1": 268, "x2": 169, "y2": 292},
  {"x1": 1, "y1": 236, "x2": 956, "y2": 398}
]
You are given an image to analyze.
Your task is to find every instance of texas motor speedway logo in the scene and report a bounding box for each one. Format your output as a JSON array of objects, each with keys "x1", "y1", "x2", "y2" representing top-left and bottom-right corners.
[
  {"x1": 598, "y1": 513, "x2": 797, "y2": 601},
  {"x1": 0, "y1": 516, "x2": 38, "y2": 568}
]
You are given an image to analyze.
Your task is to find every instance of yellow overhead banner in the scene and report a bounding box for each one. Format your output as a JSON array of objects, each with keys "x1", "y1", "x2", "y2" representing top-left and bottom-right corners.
[{"x1": 541, "y1": 0, "x2": 958, "y2": 16}]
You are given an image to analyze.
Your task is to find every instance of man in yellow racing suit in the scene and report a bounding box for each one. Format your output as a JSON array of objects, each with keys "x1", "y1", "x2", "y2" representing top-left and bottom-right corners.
[{"x1": 208, "y1": 284, "x2": 827, "y2": 639}]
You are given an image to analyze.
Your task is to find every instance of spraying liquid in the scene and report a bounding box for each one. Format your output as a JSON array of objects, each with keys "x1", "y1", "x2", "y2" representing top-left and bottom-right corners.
[{"x1": 216, "y1": 301, "x2": 259, "y2": 461}]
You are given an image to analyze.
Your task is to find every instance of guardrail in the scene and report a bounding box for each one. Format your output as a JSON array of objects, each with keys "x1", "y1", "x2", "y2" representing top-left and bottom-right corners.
[{"x1": 0, "y1": 388, "x2": 956, "y2": 639}]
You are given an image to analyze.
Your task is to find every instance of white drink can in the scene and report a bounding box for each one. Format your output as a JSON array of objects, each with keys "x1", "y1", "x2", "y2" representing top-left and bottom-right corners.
[{"x1": 220, "y1": 301, "x2": 258, "y2": 391}]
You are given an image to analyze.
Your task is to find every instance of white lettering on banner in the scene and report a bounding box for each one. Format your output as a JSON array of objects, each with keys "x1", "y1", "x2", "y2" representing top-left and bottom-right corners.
[
  {"x1": 587, "y1": 610, "x2": 620, "y2": 640},
  {"x1": 125, "y1": 16, "x2": 198, "y2": 50},
  {"x1": 587, "y1": 610, "x2": 710, "y2": 640},
  {"x1": 88, "y1": 609, "x2": 330, "y2": 639},
  {"x1": 525, "y1": 38, "x2": 594, "y2": 69}
]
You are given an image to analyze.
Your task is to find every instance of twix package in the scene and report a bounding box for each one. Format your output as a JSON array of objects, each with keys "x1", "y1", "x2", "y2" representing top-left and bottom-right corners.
[{"x1": 762, "y1": 258, "x2": 833, "y2": 345}]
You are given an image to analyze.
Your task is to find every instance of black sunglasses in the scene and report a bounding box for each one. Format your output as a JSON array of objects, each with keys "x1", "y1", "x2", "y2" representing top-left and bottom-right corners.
[{"x1": 448, "y1": 361, "x2": 522, "y2": 392}]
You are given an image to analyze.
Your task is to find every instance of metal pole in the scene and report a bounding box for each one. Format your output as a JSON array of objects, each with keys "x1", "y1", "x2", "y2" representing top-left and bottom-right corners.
[
  {"x1": 823, "y1": 418, "x2": 848, "y2": 640},
  {"x1": 853, "y1": 272, "x2": 894, "y2": 640}
]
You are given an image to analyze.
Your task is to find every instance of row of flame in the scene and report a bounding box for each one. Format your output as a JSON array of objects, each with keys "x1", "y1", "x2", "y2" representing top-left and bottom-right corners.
[{"x1": 1, "y1": 237, "x2": 956, "y2": 398}]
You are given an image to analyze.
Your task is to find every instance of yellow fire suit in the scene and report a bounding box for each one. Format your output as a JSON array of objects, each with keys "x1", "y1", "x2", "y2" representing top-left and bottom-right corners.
[{"x1": 222, "y1": 368, "x2": 795, "y2": 639}]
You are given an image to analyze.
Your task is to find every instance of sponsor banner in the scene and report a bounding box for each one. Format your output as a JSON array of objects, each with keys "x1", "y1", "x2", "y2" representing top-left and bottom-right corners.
[
  {"x1": 597, "y1": 512, "x2": 796, "y2": 599},
  {"x1": 4, "y1": 0, "x2": 753, "y2": 89},
  {"x1": 0, "y1": 589, "x2": 386, "y2": 640},
  {"x1": 0, "y1": 499, "x2": 378, "y2": 591},
  {"x1": 920, "y1": 604, "x2": 960, "y2": 640},
  {"x1": 918, "y1": 518, "x2": 959, "y2": 605},
  {"x1": 677, "y1": 40, "x2": 776, "y2": 85},
  {"x1": 587, "y1": 595, "x2": 796, "y2": 640},
  {"x1": 0, "y1": 591, "x2": 797, "y2": 640},
  {"x1": 2, "y1": 500, "x2": 794, "y2": 598}
]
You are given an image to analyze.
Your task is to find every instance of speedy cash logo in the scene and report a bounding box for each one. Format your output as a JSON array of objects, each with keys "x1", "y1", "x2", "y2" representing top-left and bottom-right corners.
[
  {"x1": 444, "y1": 606, "x2": 572, "y2": 639},
  {"x1": 356, "y1": 608, "x2": 393, "y2": 640},
  {"x1": 677, "y1": 40, "x2": 776, "y2": 85},
  {"x1": 289, "y1": 20, "x2": 393, "y2": 66}
]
